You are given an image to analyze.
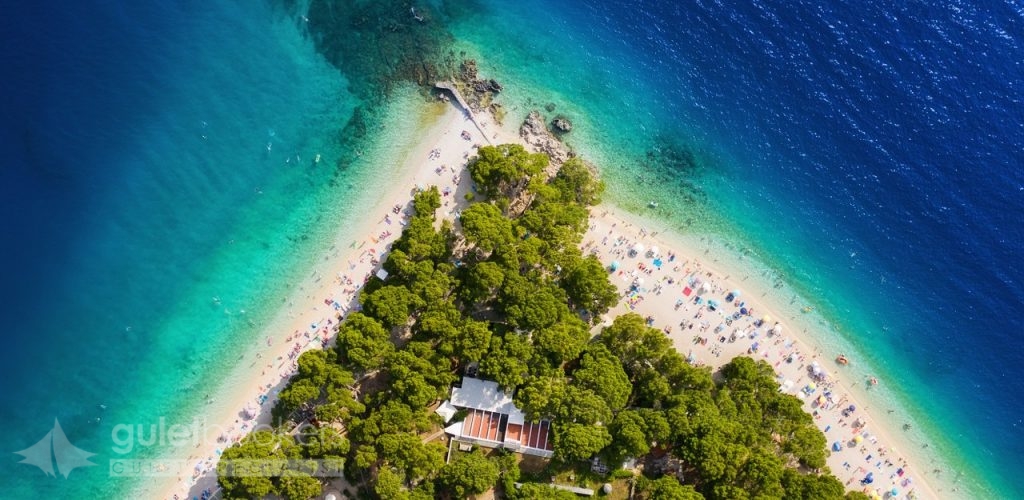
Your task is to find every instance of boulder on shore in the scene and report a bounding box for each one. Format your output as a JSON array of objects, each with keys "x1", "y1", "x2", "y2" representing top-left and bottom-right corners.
[{"x1": 520, "y1": 111, "x2": 570, "y2": 165}]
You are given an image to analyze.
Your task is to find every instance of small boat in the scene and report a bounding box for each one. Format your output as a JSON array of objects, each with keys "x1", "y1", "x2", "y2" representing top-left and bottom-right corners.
[{"x1": 648, "y1": 201, "x2": 659, "y2": 208}]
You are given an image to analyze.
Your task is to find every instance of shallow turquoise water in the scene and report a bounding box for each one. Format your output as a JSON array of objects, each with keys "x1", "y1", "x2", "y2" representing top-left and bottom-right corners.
[
  {"x1": 0, "y1": 1, "x2": 417, "y2": 496},
  {"x1": 4, "y1": 1, "x2": 1021, "y2": 498},
  {"x1": 445, "y1": 1, "x2": 1022, "y2": 497}
]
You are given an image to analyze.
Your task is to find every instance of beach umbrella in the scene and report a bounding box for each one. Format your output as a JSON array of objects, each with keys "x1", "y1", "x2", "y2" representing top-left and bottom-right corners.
[
  {"x1": 832, "y1": 441, "x2": 842, "y2": 451},
  {"x1": 854, "y1": 435, "x2": 864, "y2": 444},
  {"x1": 731, "y1": 289, "x2": 741, "y2": 297},
  {"x1": 633, "y1": 243, "x2": 645, "y2": 253},
  {"x1": 772, "y1": 324, "x2": 784, "y2": 335},
  {"x1": 650, "y1": 245, "x2": 660, "y2": 256},
  {"x1": 653, "y1": 258, "x2": 663, "y2": 268},
  {"x1": 762, "y1": 314, "x2": 772, "y2": 323},
  {"x1": 807, "y1": 382, "x2": 817, "y2": 391},
  {"x1": 891, "y1": 488, "x2": 898, "y2": 497},
  {"x1": 611, "y1": 261, "x2": 620, "y2": 271}
]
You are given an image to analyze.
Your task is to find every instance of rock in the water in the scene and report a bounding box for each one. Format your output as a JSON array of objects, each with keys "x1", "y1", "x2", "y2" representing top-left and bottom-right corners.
[
  {"x1": 520, "y1": 111, "x2": 570, "y2": 165},
  {"x1": 545, "y1": 103, "x2": 557, "y2": 112},
  {"x1": 551, "y1": 115, "x2": 573, "y2": 133}
]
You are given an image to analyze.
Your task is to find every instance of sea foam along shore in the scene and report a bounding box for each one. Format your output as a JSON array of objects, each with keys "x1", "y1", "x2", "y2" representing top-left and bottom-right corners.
[{"x1": 149, "y1": 94, "x2": 944, "y2": 499}]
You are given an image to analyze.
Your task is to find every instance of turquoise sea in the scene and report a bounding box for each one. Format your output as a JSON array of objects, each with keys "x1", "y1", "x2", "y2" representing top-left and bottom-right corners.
[{"x1": 2, "y1": 1, "x2": 1021, "y2": 498}]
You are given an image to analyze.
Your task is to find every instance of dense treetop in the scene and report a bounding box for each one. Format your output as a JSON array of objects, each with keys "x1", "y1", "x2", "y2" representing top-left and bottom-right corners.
[{"x1": 218, "y1": 145, "x2": 853, "y2": 499}]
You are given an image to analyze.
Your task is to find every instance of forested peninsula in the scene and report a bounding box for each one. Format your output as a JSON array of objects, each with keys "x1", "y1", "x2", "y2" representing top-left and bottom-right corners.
[{"x1": 217, "y1": 144, "x2": 866, "y2": 500}]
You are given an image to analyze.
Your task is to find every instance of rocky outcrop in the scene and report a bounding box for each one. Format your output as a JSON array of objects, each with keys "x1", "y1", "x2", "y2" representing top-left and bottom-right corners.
[
  {"x1": 520, "y1": 111, "x2": 571, "y2": 166},
  {"x1": 551, "y1": 115, "x2": 573, "y2": 133},
  {"x1": 455, "y1": 60, "x2": 503, "y2": 117}
]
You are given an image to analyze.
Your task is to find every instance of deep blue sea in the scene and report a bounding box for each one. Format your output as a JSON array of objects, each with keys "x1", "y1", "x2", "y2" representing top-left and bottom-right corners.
[{"x1": 2, "y1": 0, "x2": 1021, "y2": 498}]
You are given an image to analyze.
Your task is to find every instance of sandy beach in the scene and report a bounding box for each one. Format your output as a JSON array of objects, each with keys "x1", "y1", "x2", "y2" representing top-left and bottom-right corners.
[
  {"x1": 581, "y1": 207, "x2": 947, "y2": 499},
  {"x1": 145, "y1": 98, "x2": 947, "y2": 499},
  {"x1": 143, "y1": 100, "x2": 514, "y2": 500}
]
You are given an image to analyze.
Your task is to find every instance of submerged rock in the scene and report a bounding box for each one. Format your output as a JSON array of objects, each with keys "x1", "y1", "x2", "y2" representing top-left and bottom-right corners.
[{"x1": 551, "y1": 115, "x2": 573, "y2": 133}]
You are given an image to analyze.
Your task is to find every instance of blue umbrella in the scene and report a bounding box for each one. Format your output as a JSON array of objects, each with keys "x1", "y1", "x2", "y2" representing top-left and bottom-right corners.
[
  {"x1": 832, "y1": 441, "x2": 842, "y2": 452},
  {"x1": 610, "y1": 261, "x2": 620, "y2": 271},
  {"x1": 653, "y1": 258, "x2": 663, "y2": 268}
]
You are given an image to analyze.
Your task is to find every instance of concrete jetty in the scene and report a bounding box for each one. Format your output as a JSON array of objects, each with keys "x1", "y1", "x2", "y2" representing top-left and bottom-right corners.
[{"x1": 435, "y1": 81, "x2": 493, "y2": 145}]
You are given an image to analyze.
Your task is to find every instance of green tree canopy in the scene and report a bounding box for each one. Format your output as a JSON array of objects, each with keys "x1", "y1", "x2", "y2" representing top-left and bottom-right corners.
[
  {"x1": 637, "y1": 476, "x2": 704, "y2": 500},
  {"x1": 335, "y1": 312, "x2": 394, "y2": 373},
  {"x1": 500, "y1": 275, "x2": 568, "y2": 331},
  {"x1": 513, "y1": 483, "x2": 580, "y2": 500},
  {"x1": 549, "y1": 157, "x2": 605, "y2": 205},
  {"x1": 468, "y1": 143, "x2": 548, "y2": 199},
  {"x1": 361, "y1": 285, "x2": 424, "y2": 328},
  {"x1": 277, "y1": 469, "x2": 323, "y2": 500},
  {"x1": 552, "y1": 422, "x2": 611, "y2": 463},
  {"x1": 304, "y1": 426, "x2": 350, "y2": 459},
  {"x1": 562, "y1": 254, "x2": 619, "y2": 317},
  {"x1": 608, "y1": 409, "x2": 651, "y2": 462},
  {"x1": 533, "y1": 317, "x2": 590, "y2": 367},
  {"x1": 571, "y1": 343, "x2": 633, "y2": 412},
  {"x1": 217, "y1": 431, "x2": 302, "y2": 499},
  {"x1": 412, "y1": 186, "x2": 442, "y2": 215},
  {"x1": 460, "y1": 202, "x2": 516, "y2": 254},
  {"x1": 480, "y1": 332, "x2": 533, "y2": 390},
  {"x1": 375, "y1": 467, "x2": 411, "y2": 500},
  {"x1": 437, "y1": 450, "x2": 500, "y2": 498},
  {"x1": 599, "y1": 313, "x2": 673, "y2": 376},
  {"x1": 377, "y1": 432, "x2": 446, "y2": 483},
  {"x1": 460, "y1": 259, "x2": 506, "y2": 304}
]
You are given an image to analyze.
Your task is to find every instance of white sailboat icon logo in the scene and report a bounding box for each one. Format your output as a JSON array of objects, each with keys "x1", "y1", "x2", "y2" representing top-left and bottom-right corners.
[{"x1": 14, "y1": 419, "x2": 96, "y2": 478}]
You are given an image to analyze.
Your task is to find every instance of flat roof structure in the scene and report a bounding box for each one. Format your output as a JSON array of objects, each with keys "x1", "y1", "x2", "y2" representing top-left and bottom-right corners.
[{"x1": 444, "y1": 377, "x2": 553, "y2": 458}]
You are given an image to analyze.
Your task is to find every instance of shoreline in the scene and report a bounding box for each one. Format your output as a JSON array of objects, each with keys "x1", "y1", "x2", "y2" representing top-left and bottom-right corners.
[
  {"x1": 583, "y1": 205, "x2": 948, "y2": 498},
  {"x1": 146, "y1": 99, "x2": 949, "y2": 499},
  {"x1": 146, "y1": 101, "x2": 511, "y2": 500}
]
